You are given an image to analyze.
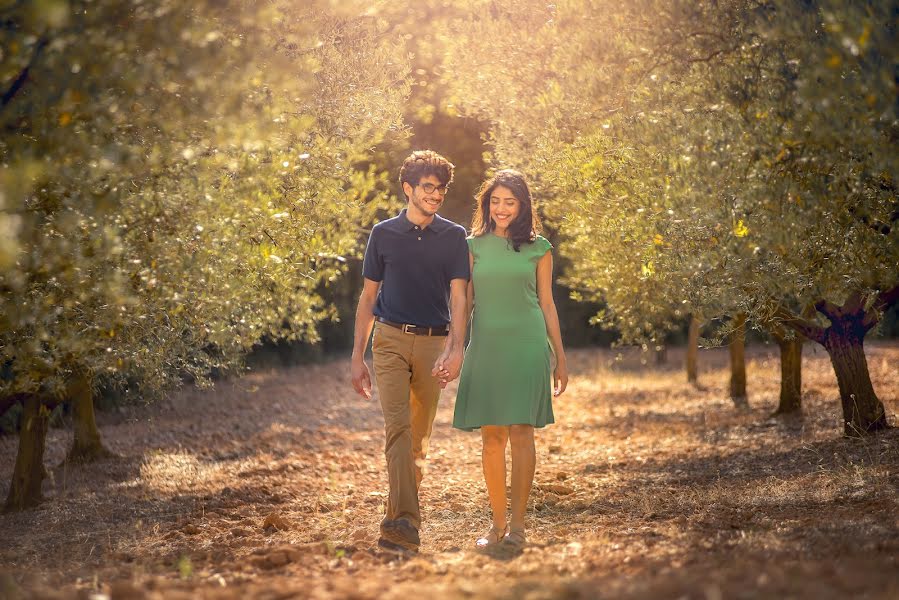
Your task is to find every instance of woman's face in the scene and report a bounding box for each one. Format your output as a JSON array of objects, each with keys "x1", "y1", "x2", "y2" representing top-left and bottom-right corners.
[{"x1": 489, "y1": 185, "x2": 521, "y2": 232}]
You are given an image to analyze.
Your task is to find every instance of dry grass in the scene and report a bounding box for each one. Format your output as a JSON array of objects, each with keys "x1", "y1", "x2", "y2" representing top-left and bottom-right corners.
[{"x1": 1, "y1": 343, "x2": 897, "y2": 599}]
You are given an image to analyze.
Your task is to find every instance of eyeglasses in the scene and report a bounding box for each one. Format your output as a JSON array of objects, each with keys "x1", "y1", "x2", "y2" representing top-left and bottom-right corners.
[{"x1": 418, "y1": 182, "x2": 449, "y2": 195}]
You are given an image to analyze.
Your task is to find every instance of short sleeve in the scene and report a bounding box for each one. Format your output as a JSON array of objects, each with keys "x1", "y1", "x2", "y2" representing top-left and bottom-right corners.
[
  {"x1": 447, "y1": 227, "x2": 471, "y2": 281},
  {"x1": 536, "y1": 235, "x2": 552, "y2": 256},
  {"x1": 361, "y1": 227, "x2": 384, "y2": 281},
  {"x1": 466, "y1": 236, "x2": 477, "y2": 260}
]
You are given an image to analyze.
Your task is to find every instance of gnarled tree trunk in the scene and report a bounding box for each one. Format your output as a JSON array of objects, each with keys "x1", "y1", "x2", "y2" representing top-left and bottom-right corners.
[
  {"x1": 686, "y1": 315, "x2": 700, "y2": 385},
  {"x1": 823, "y1": 322, "x2": 887, "y2": 436},
  {"x1": 65, "y1": 374, "x2": 114, "y2": 463},
  {"x1": 777, "y1": 288, "x2": 895, "y2": 436},
  {"x1": 4, "y1": 395, "x2": 50, "y2": 512},
  {"x1": 728, "y1": 313, "x2": 748, "y2": 408}
]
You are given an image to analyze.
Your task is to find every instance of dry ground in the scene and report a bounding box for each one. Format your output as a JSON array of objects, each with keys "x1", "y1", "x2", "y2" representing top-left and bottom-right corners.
[{"x1": 1, "y1": 343, "x2": 898, "y2": 600}]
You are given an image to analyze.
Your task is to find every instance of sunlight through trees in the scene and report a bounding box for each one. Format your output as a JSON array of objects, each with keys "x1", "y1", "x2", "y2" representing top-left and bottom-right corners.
[
  {"x1": 1, "y1": 0, "x2": 897, "y2": 511},
  {"x1": 439, "y1": 0, "x2": 898, "y2": 435},
  {"x1": 1, "y1": 0, "x2": 406, "y2": 510}
]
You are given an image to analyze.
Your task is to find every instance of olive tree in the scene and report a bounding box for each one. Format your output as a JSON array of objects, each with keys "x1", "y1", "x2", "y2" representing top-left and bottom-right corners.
[
  {"x1": 1, "y1": 0, "x2": 407, "y2": 511},
  {"x1": 441, "y1": 0, "x2": 897, "y2": 434}
]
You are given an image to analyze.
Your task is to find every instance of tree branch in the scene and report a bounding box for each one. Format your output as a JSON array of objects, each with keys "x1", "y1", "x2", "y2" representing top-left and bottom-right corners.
[
  {"x1": 861, "y1": 283, "x2": 899, "y2": 331},
  {"x1": 0, "y1": 393, "x2": 25, "y2": 417},
  {"x1": 814, "y1": 298, "x2": 842, "y2": 320},
  {"x1": 875, "y1": 284, "x2": 899, "y2": 311},
  {"x1": 842, "y1": 291, "x2": 866, "y2": 314},
  {"x1": 773, "y1": 305, "x2": 825, "y2": 344},
  {"x1": 1, "y1": 37, "x2": 47, "y2": 110}
]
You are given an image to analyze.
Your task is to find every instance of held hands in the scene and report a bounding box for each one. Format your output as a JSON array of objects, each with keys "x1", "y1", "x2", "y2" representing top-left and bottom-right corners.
[
  {"x1": 553, "y1": 361, "x2": 569, "y2": 397},
  {"x1": 351, "y1": 359, "x2": 373, "y2": 399},
  {"x1": 432, "y1": 348, "x2": 463, "y2": 388}
]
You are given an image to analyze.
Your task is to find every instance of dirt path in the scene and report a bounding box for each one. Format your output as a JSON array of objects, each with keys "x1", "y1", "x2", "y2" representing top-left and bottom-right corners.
[{"x1": 2, "y1": 344, "x2": 898, "y2": 599}]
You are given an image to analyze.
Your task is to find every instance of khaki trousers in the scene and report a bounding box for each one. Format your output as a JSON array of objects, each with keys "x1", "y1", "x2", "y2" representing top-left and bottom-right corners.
[{"x1": 371, "y1": 321, "x2": 446, "y2": 529}]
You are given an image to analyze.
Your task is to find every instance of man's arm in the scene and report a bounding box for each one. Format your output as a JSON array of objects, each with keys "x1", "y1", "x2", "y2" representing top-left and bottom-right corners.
[
  {"x1": 351, "y1": 277, "x2": 381, "y2": 399},
  {"x1": 446, "y1": 275, "x2": 468, "y2": 361},
  {"x1": 433, "y1": 278, "x2": 468, "y2": 384},
  {"x1": 433, "y1": 230, "x2": 471, "y2": 384},
  {"x1": 434, "y1": 249, "x2": 473, "y2": 383}
]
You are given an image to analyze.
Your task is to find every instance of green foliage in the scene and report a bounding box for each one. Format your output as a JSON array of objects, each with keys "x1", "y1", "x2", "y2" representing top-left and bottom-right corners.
[
  {"x1": 0, "y1": 1, "x2": 408, "y2": 400},
  {"x1": 2, "y1": 0, "x2": 896, "y2": 406},
  {"x1": 440, "y1": 0, "x2": 899, "y2": 341}
]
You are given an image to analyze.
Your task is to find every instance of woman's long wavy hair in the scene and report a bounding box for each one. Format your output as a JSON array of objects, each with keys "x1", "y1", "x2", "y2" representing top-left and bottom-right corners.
[{"x1": 470, "y1": 169, "x2": 542, "y2": 252}]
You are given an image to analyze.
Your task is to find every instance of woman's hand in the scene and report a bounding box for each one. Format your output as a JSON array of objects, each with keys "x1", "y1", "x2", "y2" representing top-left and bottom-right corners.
[
  {"x1": 553, "y1": 361, "x2": 568, "y2": 397},
  {"x1": 432, "y1": 348, "x2": 463, "y2": 388}
]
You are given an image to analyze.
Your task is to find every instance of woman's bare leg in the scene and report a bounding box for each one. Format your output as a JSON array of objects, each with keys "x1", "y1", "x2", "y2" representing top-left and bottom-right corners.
[
  {"x1": 508, "y1": 424, "x2": 536, "y2": 533},
  {"x1": 481, "y1": 425, "x2": 509, "y2": 530}
]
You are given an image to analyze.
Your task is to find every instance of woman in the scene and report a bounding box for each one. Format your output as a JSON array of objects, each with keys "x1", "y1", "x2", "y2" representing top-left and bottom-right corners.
[{"x1": 450, "y1": 169, "x2": 568, "y2": 553}]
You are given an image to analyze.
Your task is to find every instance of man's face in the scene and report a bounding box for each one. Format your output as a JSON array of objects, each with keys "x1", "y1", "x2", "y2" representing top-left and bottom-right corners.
[{"x1": 405, "y1": 174, "x2": 448, "y2": 218}]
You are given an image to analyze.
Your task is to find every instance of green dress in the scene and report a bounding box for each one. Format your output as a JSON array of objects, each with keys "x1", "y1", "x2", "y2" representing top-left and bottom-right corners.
[{"x1": 453, "y1": 233, "x2": 555, "y2": 431}]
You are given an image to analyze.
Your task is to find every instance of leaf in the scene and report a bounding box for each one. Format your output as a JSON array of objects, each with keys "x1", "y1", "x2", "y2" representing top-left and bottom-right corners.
[
  {"x1": 858, "y1": 25, "x2": 870, "y2": 49},
  {"x1": 177, "y1": 555, "x2": 193, "y2": 579}
]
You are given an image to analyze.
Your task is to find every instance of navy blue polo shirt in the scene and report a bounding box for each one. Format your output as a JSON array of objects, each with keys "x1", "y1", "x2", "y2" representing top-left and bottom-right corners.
[{"x1": 363, "y1": 209, "x2": 470, "y2": 327}]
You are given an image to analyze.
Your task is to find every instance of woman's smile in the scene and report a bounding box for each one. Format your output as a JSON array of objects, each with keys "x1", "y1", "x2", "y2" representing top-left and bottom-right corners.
[{"x1": 489, "y1": 185, "x2": 521, "y2": 232}]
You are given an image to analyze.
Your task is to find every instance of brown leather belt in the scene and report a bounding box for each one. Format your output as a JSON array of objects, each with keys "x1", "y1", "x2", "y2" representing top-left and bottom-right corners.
[{"x1": 376, "y1": 317, "x2": 449, "y2": 336}]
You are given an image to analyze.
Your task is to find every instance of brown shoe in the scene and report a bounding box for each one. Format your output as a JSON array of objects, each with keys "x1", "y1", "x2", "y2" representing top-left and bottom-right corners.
[
  {"x1": 379, "y1": 518, "x2": 420, "y2": 551},
  {"x1": 377, "y1": 537, "x2": 417, "y2": 556}
]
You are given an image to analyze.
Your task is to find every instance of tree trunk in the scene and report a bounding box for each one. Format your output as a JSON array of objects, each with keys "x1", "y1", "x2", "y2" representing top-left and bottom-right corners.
[
  {"x1": 728, "y1": 313, "x2": 748, "y2": 408},
  {"x1": 4, "y1": 395, "x2": 50, "y2": 512},
  {"x1": 774, "y1": 289, "x2": 895, "y2": 436},
  {"x1": 65, "y1": 374, "x2": 114, "y2": 463},
  {"x1": 823, "y1": 325, "x2": 888, "y2": 436},
  {"x1": 773, "y1": 335, "x2": 803, "y2": 415},
  {"x1": 686, "y1": 315, "x2": 700, "y2": 385},
  {"x1": 654, "y1": 344, "x2": 667, "y2": 365}
]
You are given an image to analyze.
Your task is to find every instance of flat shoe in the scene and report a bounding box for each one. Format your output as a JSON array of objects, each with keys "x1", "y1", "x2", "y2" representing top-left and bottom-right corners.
[
  {"x1": 499, "y1": 528, "x2": 526, "y2": 555},
  {"x1": 475, "y1": 524, "x2": 509, "y2": 550}
]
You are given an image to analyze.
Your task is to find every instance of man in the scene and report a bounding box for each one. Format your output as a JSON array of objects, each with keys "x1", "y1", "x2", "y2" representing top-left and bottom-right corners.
[{"x1": 350, "y1": 150, "x2": 469, "y2": 554}]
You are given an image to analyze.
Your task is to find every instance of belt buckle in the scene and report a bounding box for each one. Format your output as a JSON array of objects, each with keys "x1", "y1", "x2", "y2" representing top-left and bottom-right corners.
[{"x1": 402, "y1": 323, "x2": 414, "y2": 335}]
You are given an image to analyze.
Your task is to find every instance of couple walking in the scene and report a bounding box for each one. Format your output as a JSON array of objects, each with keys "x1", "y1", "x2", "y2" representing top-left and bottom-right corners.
[{"x1": 350, "y1": 150, "x2": 568, "y2": 555}]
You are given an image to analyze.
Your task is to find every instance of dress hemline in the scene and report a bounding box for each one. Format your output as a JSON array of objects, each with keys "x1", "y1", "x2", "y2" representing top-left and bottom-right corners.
[{"x1": 452, "y1": 420, "x2": 555, "y2": 432}]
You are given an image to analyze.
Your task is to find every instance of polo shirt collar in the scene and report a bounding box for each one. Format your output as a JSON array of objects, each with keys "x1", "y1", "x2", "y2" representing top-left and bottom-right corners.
[{"x1": 396, "y1": 208, "x2": 450, "y2": 233}]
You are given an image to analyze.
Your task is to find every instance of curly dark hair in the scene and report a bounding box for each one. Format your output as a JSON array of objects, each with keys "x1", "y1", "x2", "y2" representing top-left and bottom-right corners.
[
  {"x1": 470, "y1": 169, "x2": 542, "y2": 252},
  {"x1": 398, "y1": 150, "x2": 455, "y2": 196}
]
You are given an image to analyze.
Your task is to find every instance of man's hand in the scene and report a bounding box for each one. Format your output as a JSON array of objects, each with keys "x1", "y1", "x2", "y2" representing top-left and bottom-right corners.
[
  {"x1": 351, "y1": 359, "x2": 373, "y2": 399},
  {"x1": 432, "y1": 348, "x2": 463, "y2": 386}
]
